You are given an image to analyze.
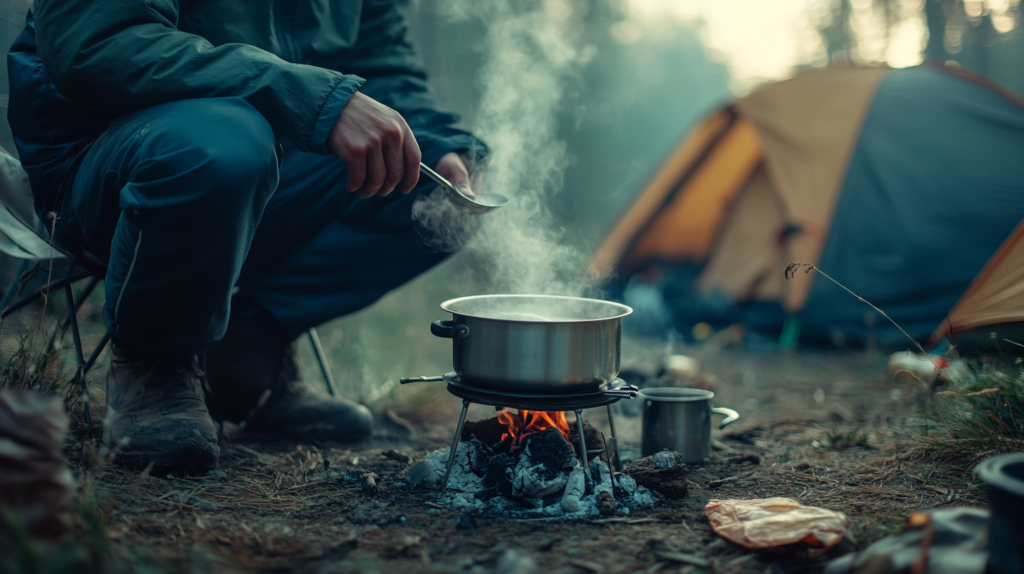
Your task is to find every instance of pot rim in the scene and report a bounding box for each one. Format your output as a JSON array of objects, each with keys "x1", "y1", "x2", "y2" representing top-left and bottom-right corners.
[
  {"x1": 975, "y1": 452, "x2": 1024, "y2": 497},
  {"x1": 440, "y1": 294, "x2": 633, "y2": 323},
  {"x1": 637, "y1": 387, "x2": 715, "y2": 402}
]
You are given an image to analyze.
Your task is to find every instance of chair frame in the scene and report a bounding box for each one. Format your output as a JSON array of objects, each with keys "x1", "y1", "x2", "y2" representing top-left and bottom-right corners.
[{"x1": 0, "y1": 259, "x2": 339, "y2": 426}]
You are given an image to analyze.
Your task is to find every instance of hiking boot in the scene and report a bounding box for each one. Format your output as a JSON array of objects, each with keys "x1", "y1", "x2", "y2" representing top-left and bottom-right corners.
[
  {"x1": 205, "y1": 305, "x2": 373, "y2": 442},
  {"x1": 103, "y1": 348, "x2": 220, "y2": 476}
]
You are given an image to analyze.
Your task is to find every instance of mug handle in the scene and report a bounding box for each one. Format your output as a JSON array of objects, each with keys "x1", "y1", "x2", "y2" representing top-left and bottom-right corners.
[{"x1": 712, "y1": 406, "x2": 740, "y2": 429}]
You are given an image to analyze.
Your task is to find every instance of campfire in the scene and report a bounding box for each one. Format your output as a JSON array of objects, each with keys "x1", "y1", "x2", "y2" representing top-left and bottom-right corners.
[
  {"x1": 497, "y1": 410, "x2": 570, "y2": 451},
  {"x1": 408, "y1": 409, "x2": 653, "y2": 516}
]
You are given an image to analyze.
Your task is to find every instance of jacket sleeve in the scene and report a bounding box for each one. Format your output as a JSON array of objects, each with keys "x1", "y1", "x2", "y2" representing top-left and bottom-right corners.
[
  {"x1": 32, "y1": 0, "x2": 363, "y2": 154},
  {"x1": 337, "y1": 0, "x2": 487, "y2": 167}
]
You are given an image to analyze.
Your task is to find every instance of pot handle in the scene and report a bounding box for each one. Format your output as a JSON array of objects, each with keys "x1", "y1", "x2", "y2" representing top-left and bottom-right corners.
[
  {"x1": 431, "y1": 320, "x2": 470, "y2": 339},
  {"x1": 712, "y1": 406, "x2": 740, "y2": 430},
  {"x1": 400, "y1": 375, "x2": 446, "y2": 385}
]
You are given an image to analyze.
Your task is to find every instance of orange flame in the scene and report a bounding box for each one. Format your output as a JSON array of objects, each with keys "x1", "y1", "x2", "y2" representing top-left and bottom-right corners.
[{"x1": 497, "y1": 409, "x2": 571, "y2": 451}]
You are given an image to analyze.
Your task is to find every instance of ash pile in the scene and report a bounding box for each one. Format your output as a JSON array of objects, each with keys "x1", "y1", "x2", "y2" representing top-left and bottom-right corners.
[{"x1": 407, "y1": 413, "x2": 655, "y2": 517}]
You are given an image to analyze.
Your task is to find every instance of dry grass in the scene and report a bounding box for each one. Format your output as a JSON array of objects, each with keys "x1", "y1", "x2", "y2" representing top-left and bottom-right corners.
[
  {"x1": 1, "y1": 343, "x2": 1003, "y2": 573},
  {"x1": 787, "y1": 262, "x2": 1024, "y2": 458},
  {"x1": 0, "y1": 262, "x2": 1018, "y2": 572}
]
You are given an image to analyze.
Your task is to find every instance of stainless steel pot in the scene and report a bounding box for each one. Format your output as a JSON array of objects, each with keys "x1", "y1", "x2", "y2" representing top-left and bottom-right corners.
[
  {"x1": 426, "y1": 294, "x2": 632, "y2": 394},
  {"x1": 639, "y1": 387, "x2": 739, "y2": 463}
]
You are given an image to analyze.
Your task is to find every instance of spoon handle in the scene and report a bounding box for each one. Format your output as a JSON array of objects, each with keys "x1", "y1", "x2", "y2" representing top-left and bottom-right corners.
[{"x1": 419, "y1": 162, "x2": 458, "y2": 194}]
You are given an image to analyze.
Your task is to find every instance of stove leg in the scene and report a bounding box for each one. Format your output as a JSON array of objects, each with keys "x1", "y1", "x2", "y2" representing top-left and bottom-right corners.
[
  {"x1": 606, "y1": 404, "x2": 621, "y2": 472},
  {"x1": 575, "y1": 409, "x2": 590, "y2": 481},
  {"x1": 441, "y1": 400, "x2": 470, "y2": 490}
]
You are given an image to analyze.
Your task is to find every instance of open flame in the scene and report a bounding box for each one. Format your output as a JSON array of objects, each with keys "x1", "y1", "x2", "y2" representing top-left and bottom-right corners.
[{"x1": 498, "y1": 409, "x2": 571, "y2": 451}]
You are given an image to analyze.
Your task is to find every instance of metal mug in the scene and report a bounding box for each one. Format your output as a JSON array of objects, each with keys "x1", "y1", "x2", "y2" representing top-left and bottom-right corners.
[{"x1": 639, "y1": 387, "x2": 740, "y2": 463}]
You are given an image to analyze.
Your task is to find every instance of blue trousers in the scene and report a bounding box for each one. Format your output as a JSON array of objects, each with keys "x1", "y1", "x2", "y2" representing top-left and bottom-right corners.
[{"x1": 56, "y1": 98, "x2": 452, "y2": 357}]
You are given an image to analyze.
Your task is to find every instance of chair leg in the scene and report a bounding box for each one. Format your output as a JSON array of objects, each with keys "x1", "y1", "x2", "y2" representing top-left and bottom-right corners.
[
  {"x1": 0, "y1": 269, "x2": 92, "y2": 319},
  {"x1": 307, "y1": 327, "x2": 339, "y2": 397},
  {"x1": 63, "y1": 283, "x2": 91, "y2": 426},
  {"x1": 60, "y1": 275, "x2": 101, "y2": 331},
  {"x1": 3, "y1": 263, "x2": 105, "y2": 426},
  {"x1": 83, "y1": 332, "x2": 111, "y2": 376}
]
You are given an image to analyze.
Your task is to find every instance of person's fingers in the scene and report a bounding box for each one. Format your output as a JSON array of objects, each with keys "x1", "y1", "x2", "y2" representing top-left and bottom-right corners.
[
  {"x1": 452, "y1": 177, "x2": 475, "y2": 199},
  {"x1": 343, "y1": 143, "x2": 367, "y2": 192},
  {"x1": 399, "y1": 124, "x2": 421, "y2": 194},
  {"x1": 359, "y1": 146, "x2": 386, "y2": 198},
  {"x1": 437, "y1": 153, "x2": 474, "y2": 199},
  {"x1": 379, "y1": 123, "x2": 405, "y2": 197}
]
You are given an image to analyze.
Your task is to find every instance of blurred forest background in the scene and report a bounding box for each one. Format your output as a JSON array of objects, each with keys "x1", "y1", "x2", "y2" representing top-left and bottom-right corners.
[{"x1": 0, "y1": 0, "x2": 1022, "y2": 407}]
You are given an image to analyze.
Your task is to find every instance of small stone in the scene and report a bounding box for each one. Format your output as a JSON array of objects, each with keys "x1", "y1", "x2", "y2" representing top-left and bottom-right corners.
[
  {"x1": 406, "y1": 460, "x2": 440, "y2": 487},
  {"x1": 495, "y1": 549, "x2": 537, "y2": 574},
  {"x1": 455, "y1": 513, "x2": 478, "y2": 530},
  {"x1": 653, "y1": 450, "x2": 676, "y2": 469},
  {"x1": 624, "y1": 454, "x2": 689, "y2": 499}
]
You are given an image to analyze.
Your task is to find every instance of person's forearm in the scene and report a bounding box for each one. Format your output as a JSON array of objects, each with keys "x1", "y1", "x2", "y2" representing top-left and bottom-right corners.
[{"x1": 33, "y1": 0, "x2": 361, "y2": 153}]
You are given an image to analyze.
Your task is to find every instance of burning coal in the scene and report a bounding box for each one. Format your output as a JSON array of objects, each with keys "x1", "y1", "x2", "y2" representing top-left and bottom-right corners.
[
  {"x1": 407, "y1": 411, "x2": 654, "y2": 517},
  {"x1": 497, "y1": 410, "x2": 570, "y2": 451}
]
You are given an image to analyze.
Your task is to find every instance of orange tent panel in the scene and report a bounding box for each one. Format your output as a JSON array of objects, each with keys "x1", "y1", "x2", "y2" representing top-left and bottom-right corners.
[
  {"x1": 696, "y1": 165, "x2": 787, "y2": 302},
  {"x1": 940, "y1": 219, "x2": 1024, "y2": 336},
  {"x1": 622, "y1": 117, "x2": 762, "y2": 270},
  {"x1": 733, "y1": 66, "x2": 890, "y2": 311},
  {"x1": 587, "y1": 109, "x2": 734, "y2": 281}
]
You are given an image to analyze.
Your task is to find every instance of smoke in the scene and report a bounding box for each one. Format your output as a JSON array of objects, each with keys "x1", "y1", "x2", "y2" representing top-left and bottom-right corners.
[{"x1": 413, "y1": 0, "x2": 596, "y2": 296}]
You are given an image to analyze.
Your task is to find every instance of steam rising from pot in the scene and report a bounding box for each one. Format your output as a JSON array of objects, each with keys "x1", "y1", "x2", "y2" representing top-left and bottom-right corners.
[{"x1": 413, "y1": 1, "x2": 596, "y2": 297}]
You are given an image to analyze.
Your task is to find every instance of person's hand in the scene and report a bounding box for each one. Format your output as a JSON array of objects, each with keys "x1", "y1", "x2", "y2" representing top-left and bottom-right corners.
[
  {"x1": 434, "y1": 152, "x2": 476, "y2": 199},
  {"x1": 327, "y1": 92, "x2": 421, "y2": 198}
]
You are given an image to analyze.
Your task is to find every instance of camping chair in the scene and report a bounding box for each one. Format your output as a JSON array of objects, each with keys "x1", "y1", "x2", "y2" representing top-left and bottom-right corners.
[{"x1": 0, "y1": 148, "x2": 340, "y2": 427}]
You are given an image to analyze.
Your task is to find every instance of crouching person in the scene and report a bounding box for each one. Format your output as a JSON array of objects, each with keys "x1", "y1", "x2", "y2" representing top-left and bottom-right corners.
[{"x1": 7, "y1": 0, "x2": 484, "y2": 475}]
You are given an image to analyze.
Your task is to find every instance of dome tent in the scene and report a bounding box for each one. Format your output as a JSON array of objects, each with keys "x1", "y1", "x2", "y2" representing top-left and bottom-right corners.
[{"x1": 589, "y1": 65, "x2": 1024, "y2": 350}]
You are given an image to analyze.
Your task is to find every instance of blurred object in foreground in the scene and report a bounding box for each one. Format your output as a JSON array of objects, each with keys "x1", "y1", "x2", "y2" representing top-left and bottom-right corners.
[
  {"x1": 825, "y1": 508, "x2": 988, "y2": 574},
  {"x1": 705, "y1": 497, "x2": 849, "y2": 549},
  {"x1": 887, "y1": 352, "x2": 971, "y2": 385},
  {"x1": 0, "y1": 388, "x2": 73, "y2": 543},
  {"x1": 662, "y1": 354, "x2": 713, "y2": 390},
  {"x1": 663, "y1": 354, "x2": 698, "y2": 382},
  {"x1": 888, "y1": 352, "x2": 946, "y2": 382}
]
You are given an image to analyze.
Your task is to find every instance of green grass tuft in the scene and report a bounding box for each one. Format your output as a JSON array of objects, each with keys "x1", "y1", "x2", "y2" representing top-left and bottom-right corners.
[
  {"x1": 824, "y1": 425, "x2": 870, "y2": 450},
  {"x1": 928, "y1": 358, "x2": 1024, "y2": 451}
]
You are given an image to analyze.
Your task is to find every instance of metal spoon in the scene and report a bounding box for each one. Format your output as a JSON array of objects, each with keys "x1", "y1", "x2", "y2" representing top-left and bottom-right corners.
[{"x1": 419, "y1": 163, "x2": 509, "y2": 213}]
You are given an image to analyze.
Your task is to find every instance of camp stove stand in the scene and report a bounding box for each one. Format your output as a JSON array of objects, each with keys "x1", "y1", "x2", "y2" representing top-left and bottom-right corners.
[{"x1": 401, "y1": 373, "x2": 638, "y2": 490}]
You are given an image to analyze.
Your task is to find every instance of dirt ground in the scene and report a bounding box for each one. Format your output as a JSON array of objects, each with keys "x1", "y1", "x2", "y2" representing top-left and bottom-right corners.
[{"x1": 55, "y1": 346, "x2": 1002, "y2": 574}]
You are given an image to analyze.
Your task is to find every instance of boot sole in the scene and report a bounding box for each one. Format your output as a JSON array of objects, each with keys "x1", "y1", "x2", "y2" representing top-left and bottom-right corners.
[{"x1": 115, "y1": 443, "x2": 220, "y2": 477}]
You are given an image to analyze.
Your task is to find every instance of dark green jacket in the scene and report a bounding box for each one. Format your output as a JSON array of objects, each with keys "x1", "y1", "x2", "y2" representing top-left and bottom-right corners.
[{"x1": 9, "y1": 0, "x2": 481, "y2": 212}]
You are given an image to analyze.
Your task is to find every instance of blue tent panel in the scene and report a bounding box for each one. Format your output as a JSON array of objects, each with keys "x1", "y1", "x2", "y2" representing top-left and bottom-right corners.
[{"x1": 805, "y1": 66, "x2": 1024, "y2": 346}]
